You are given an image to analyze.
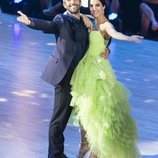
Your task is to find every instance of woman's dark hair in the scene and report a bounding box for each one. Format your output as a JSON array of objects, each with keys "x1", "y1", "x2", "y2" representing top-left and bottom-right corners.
[
  {"x1": 88, "y1": 0, "x2": 109, "y2": 16},
  {"x1": 88, "y1": 0, "x2": 107, "y2": 8}
]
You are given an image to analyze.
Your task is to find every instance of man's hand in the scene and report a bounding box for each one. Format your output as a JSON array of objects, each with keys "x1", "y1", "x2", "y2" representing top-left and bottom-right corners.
[
  {"x1": 80, "y1": 14, "x2": 92, "y2": 31},
  {"x1": 100, "y1": 48, "x2": 110, "y2": 59},
  {"x1": 17, "y1": 11, "x2": 31, "y2": 25}
]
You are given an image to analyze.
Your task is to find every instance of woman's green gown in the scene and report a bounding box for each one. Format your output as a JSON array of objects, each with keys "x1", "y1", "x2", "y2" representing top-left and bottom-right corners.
[{"x1": 70, "y1": 31, "x2": 140, "y2": 158}]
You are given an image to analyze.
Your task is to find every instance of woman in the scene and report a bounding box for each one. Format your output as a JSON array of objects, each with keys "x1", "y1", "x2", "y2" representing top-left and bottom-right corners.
[{"x1": 70, "y1": 0, "x2": 143, "y2": 157}]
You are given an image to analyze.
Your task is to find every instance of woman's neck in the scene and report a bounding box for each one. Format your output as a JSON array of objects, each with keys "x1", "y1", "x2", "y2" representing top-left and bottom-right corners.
[{"x1": 95, "y1": 15, "x2": 107, "y2": 25}]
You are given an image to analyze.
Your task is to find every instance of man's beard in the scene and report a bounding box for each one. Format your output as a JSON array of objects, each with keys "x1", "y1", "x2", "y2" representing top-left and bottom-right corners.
[{"x1": 68, "y1": 6, "x2": 80, "y2": 14}]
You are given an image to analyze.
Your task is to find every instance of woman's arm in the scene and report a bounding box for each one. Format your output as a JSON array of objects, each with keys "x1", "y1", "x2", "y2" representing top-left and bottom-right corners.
[{"x1": 100, "y1": 21, "x2": 143, "y2": 42}]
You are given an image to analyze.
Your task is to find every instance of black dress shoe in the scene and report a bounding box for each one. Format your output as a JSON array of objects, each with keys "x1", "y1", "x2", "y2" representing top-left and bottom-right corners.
[{"x1": 49, "y1": 153, "x2": 68, "y2": 158}]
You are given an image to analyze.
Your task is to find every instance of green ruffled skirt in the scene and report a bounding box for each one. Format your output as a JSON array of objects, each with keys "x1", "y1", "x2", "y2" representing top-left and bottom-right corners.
[{"x1": 70, "y1": 53, "x2": 140, "y2": 158}]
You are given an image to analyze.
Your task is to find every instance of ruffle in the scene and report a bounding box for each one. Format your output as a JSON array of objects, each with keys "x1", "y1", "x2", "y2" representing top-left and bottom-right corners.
[{"x1": 70, "y1": 55, "x2": 140, "y2": 158}]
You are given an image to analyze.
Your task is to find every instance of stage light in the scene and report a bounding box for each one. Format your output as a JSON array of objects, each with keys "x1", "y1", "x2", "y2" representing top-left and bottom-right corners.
[
  {"x1": 82, "y1": 0, "x2": 88, "y2": 7},
  {"x1": 108, "y1": 13, "x2": 118, "y2": 20},
  {"x1": 14, "y1": 0, "x2": 23, "y2": 3}
]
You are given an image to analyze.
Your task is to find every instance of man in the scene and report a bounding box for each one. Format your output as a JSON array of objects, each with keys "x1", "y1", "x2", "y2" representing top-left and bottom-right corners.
[
  {"x1": 139, "y1": 0, "x2": 158, "y2": 37},
  {"x1": 17, "y1": 0, "x2": 109, "y2": 157}
]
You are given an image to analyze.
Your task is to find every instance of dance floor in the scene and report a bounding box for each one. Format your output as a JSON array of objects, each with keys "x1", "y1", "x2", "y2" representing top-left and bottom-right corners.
[{"x1": 0, "y1": 12, "x2": 158, "y2": 158}]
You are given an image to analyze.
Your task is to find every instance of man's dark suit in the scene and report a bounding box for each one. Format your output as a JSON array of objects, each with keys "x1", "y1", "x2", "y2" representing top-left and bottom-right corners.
[{"x1": 29, "y1": 13, "x2": 89, "y2": 158}]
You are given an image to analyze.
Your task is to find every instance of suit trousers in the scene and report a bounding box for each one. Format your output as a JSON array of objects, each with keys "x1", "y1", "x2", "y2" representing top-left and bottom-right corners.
[{"x1": 48, "y1": 67, "x2": 74, "y2": 158}]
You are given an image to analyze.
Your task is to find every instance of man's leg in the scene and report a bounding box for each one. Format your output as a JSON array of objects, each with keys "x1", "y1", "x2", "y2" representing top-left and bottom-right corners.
[
  {"x1": 48, "y1": 81, "x2": 72, "y2": 158},
  {"x1": 140, "y1": 13, "x2": 150, "y2": 36},
  {"x1": 140, "y1": 3, "x2": 158, "y2": 31}
]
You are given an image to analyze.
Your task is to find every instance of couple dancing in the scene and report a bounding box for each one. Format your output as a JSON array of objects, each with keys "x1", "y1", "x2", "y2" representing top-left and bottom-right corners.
[{"x1": 17, "y1": 0, "x2": 143, "y2": 157}]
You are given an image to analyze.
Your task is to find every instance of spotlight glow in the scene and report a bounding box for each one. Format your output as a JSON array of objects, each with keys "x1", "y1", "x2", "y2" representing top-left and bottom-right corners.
[
  {"x1": 82, "y1": 0, "x2": 88, "y2": 7},
  {"x1": 14, "y1": 0, "x2": 22, "y2": 3},
  {"x1": 0, "y1": 98, "x2": 8, "y2": 102},
  {"x1": 108, "y1": 13, "x2": 118, "y2": 20}
]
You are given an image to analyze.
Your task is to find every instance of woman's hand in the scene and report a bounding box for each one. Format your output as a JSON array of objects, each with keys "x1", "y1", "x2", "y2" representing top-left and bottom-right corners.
[
  {"x1": 128, "y1": 35, "x2": 144, "y2": 42},
  {"x1": 80, "y1": 14, "x2": 92, "y2": 31},
  {"x1": 17, "y1": 11, "x2": 31, "y2": 25}
]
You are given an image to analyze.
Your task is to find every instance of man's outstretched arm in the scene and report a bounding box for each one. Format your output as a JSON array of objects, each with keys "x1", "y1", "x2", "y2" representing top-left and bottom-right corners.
[{"x1": 17, "y1": 11, "x2": 62, "y2": 34}]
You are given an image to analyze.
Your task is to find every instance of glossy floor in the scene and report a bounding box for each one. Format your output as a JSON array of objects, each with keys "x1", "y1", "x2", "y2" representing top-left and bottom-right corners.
[{"x1": 0, "y1": 12, "x2": 158, "y2": 158}]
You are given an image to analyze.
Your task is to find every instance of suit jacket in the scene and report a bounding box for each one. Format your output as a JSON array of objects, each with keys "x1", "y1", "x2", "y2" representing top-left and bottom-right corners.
[{"x1": 29, "y1": 14, "x2": 89, "y2": 86}]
